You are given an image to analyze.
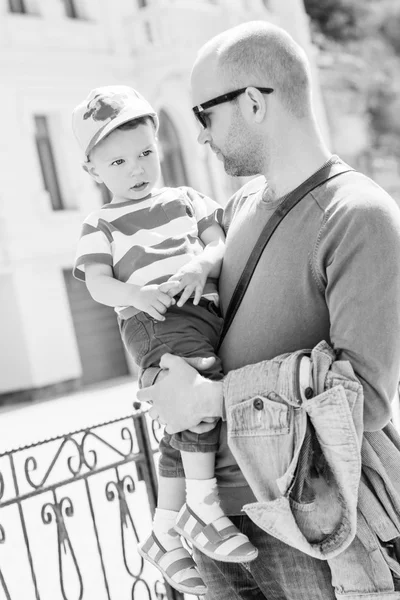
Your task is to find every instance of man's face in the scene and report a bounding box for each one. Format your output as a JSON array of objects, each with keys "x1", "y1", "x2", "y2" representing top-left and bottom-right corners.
[
  {"x1": 89, "y1": 122, "x2": 160, "y2": 202},
  {"x1": 191, "y1": 57, "x2": 264, "y2": 177}
]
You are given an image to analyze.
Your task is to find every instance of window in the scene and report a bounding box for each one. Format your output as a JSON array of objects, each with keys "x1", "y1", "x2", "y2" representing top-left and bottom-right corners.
[
  {"x1": 62, "y1": 0, "x2": 87, "y2": 19},
  {"x1": 8, "y1": 0, "x2": 26, "y2": 13},
  {"x1": 144, "y1": 21, "x2": 153, "y2": 43},
  {"x1": 158, "y1": 110, "x2": 188, "y2": 187},
  {"x1": 8, "y1": 0, "x2": 39, "y2": 14},
  {"x1": 34, "y1": 116, "x2": 64, "y2": 211}
]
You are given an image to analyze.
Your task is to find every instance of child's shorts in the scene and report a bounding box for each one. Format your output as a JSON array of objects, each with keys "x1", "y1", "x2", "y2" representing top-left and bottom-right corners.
[{"x1": 119, "y1": 298, "x2": 224, "y2": 477}]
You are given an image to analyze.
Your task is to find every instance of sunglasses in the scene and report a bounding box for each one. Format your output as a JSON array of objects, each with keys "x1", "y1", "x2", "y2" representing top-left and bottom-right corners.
[{"x1": 192, "y1": 86, "x2": 274, "y2": 129}]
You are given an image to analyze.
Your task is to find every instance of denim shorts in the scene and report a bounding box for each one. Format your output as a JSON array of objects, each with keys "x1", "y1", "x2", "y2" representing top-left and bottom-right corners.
[{"x1": 119, "y1": 298, "x2": 224, "y2": 477}]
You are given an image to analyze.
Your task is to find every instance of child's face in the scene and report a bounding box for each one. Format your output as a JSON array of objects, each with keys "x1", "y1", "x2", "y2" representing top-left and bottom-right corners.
[{"x1": 88, "y1": 122, "x2": 161, "y2": 202}]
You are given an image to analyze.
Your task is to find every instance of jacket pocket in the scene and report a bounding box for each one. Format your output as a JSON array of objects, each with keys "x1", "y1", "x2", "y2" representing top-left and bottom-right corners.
[{"x1": 228, "y1": 394, "x2": 290, "y2": 437}]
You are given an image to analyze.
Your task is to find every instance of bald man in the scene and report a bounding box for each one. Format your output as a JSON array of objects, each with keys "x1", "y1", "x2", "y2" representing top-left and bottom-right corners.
[{"x1": 138, "y1": 21, "x2": 400, "y2": 599}]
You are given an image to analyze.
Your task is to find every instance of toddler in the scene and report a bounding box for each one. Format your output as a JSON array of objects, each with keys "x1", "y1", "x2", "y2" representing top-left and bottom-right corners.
[{"x1": 72, "y1": 86, "x2": 257, "y2": 596}]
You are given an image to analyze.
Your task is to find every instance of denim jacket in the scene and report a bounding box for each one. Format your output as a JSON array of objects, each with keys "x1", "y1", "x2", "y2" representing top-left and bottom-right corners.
[
  {"x1": 223, "y1": 340, "x2": 400, "y2": 597},
  {"x1": 223, "y1": 340, "x2": 364, "y2": 560}
]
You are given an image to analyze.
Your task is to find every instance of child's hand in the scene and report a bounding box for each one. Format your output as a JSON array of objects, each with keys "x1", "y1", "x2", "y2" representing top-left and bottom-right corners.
[
  {"x1": 130, "y1": 284, "x2": 177, "y2": 321},
  {"x1": 168, "y1": 262, "x2": 208, "y2": 307},
  {"x1": 158, "y1": 280, "x2": 182, "y2": 297}
]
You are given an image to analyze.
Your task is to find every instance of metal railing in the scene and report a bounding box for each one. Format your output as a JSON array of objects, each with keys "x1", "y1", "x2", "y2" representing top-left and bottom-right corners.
[{"x1": 0, "y1": 411, "x2": 187, "y2": 600}]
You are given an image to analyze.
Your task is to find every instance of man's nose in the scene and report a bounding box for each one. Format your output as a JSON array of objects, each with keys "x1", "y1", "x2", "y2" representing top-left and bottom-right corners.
[{"x1": 197, "y1": 127, "x2": 211, "y2": 145}]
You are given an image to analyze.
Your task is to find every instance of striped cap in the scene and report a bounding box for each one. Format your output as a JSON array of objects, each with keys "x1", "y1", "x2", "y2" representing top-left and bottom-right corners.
[{"x1": 72, "y1": 85, "x2": 159, "y2": 159}]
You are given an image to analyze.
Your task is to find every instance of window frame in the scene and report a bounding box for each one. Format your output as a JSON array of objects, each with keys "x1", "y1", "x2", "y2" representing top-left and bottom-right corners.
[{"x1": 34, "y1": 115, "x2": 65, "y2": 211}]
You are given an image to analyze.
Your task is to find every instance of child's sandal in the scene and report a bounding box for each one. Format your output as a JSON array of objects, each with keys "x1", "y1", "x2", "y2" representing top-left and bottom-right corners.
[
  {"x1": 174, "y1": 503, "x2": 258, "y2": 563},
  {"x1": 138, "y1": 532, "x2": 207, "y2": 596}
]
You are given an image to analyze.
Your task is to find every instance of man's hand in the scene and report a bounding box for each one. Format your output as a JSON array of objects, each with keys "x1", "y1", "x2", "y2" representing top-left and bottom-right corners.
[
  {"x1": 130, "y1": 282, "x2": 180, "y2": 321},
  {"x1": 167, "y1": 261, "x2": 208, "y2": 307},
  {"x1": 137, "y1": 354, "x2": 224, "y2": 434}
]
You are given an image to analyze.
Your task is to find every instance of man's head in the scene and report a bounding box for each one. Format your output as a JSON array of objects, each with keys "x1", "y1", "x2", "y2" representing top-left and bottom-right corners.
[
  {"x1": 72, "y1": 86, "x2": 160, "y2": 202},
  {"x1": 190, "y1": 21, "x2": 313, "y2": 177}
]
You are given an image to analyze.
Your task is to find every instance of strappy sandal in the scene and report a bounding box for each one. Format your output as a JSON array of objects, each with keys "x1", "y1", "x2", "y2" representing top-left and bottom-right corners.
[
  {"x1": 138, "y1": 532, "x2": 207, "y2": 596},
  {"x1": 174, "y1": 504, "x2": 258, "y2": 563}
]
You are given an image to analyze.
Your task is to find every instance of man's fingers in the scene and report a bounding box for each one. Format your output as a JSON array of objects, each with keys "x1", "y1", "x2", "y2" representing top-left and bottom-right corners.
[
  {"x1": 187, "y1": 422, "x2": 217, "y2": 433},
  {"x1": 184, "y1": 356, "x2": 216, "y2": 371},
  {"x1": 148, "y1": 407, "x2": 158, "y2": 421},
  {"x1": 159, "y1": 353, "x2": 183, "y2": 370},
  {"x1": 136, "y1": 387, "x2": 153, "y2": 402},
  {"x1": 159, "y1": 353, "x2": 215, "y2": 372},
  {"x1": 165, "y1": 424, "x2": 180, "y2": 435}
]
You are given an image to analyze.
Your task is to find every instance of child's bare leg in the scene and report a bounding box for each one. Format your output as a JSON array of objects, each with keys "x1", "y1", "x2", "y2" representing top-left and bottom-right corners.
[
  {"x1": 158, "y1": 475, "x2": 185, "y2": 510},
  {"x1": 153, "y1": 476, "x2": 185, "y2": 550},
  {"x1": 180, "y1": 450, "x2": 225, "y2": 524}
]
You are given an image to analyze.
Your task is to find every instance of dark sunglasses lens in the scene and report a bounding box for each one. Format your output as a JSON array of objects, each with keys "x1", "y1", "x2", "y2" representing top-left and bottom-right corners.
[{"x1": 194, "y1": 111, "x2": 206, "y2": 129}]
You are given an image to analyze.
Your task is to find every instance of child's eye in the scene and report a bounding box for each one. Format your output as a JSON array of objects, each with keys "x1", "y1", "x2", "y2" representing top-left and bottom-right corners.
[
  {"x1": 141, "y1": 150, "x2": 152, "y2": 157},
  {"x1": 111, "y1": 159, "x2": 124, "y2": 166}
]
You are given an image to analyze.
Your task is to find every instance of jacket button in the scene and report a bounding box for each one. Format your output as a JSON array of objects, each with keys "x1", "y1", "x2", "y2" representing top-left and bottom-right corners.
[
  {"x1": 304, "y1": 387, "x2": 314, "y2": 399},
  {"x1": 253, "y1": 397, "x2": 264, "y2": 411}
]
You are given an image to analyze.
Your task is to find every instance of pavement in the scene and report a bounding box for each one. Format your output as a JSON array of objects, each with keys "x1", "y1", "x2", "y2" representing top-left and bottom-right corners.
[{"x1": 0, "y1": 376, "x2": 141, "y2": 454}]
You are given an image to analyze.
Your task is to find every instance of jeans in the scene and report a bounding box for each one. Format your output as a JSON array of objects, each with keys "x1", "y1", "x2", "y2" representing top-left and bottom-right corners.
[{"x1": 193, "y1": 514, "x2": 336, "y2": 600}]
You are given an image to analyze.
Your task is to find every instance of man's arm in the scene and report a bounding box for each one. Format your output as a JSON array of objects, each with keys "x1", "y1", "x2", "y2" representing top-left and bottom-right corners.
[{"x1": 313, "y1": 194, "x2": 400, "y2": 430}]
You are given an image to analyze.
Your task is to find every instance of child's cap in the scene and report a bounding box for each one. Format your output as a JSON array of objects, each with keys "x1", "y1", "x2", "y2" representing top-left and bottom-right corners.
[{"x1": 72, "y1": 85, "x2": 159, "y2": 159}]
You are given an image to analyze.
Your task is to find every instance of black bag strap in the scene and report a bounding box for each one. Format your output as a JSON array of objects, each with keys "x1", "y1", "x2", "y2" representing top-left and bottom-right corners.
[{"x1": 218, "y1": 160, "x2": 354, "y2": 351}]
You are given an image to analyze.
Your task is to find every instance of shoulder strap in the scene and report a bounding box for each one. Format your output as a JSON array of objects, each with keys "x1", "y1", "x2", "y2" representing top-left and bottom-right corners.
[{"x1": 217, "y1": 161, "x2": 354, "y2": 351}]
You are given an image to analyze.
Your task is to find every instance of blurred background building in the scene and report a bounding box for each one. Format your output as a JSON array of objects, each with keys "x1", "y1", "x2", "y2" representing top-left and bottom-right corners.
[{"x1": 0, "y1": 0, "x2": 399, "y2": 403}]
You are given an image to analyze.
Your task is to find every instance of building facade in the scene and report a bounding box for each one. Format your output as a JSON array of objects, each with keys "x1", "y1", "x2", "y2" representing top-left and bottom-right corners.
[{"x1": 0, "y1": 0, "x2": 329, "y2": 399}]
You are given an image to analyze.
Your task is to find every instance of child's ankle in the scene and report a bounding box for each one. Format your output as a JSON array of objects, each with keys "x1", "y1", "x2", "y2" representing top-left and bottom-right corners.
[
  {"x1": 153, "y1": 508, "x2": 181, "y2": 550},
  {"x1": 185, "y1": 477, "x2": 224, "y2": 524}
]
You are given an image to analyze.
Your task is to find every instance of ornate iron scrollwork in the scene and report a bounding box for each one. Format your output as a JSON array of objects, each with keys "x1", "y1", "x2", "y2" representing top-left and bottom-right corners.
[{"x1": 42, "y1": 497, "x2": 83, "y2": 600}]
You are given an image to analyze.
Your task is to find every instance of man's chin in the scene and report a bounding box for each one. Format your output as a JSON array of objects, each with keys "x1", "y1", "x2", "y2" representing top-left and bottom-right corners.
[{"x1": 224, "y1": 160, "x2": 243, "y2": 177}]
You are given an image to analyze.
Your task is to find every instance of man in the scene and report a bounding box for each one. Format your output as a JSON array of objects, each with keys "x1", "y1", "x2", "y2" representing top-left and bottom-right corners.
[{"x1": 138, "y1": 21, "x2": 400, "y2": 599}]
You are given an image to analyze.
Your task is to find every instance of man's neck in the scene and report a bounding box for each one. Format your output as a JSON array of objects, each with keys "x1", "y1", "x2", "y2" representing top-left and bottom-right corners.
[{"x1": 263, "y1": 129, "x2": 332, "y2": 199}]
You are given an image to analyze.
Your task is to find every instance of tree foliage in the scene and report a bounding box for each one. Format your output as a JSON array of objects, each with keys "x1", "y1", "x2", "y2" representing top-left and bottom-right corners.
[
  {"x1": 380, "y1": 8, "x2": 400, "y2": 56},
  {"x1": 302, "y1": 0, "x2": 371, "y2": 42},
  {"x1": 303, "y1": 0, "x2": 400, "y2": 156}
]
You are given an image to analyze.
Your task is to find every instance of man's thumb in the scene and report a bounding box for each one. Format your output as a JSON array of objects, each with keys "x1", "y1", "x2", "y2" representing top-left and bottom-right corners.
[
  {"x1": 159, "y1": 353, "x2": 176, "y2": 369},
  {"x1": 184, "y1": 356, "x2": 216, "y2": 371}
]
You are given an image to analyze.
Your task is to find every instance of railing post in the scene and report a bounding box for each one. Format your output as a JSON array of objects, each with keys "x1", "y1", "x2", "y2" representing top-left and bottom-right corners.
[{"x1": 134, "y1": 413, "x2": 185, "y2": 600}]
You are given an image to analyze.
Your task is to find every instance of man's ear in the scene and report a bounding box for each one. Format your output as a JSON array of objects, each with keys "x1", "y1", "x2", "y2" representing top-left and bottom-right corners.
[
  {"x1": 243, "y1": 87, "x2": 267, "y2": 124},
  {"x1": 82, "y1": 160, "x2": 102, "y2": 183}
]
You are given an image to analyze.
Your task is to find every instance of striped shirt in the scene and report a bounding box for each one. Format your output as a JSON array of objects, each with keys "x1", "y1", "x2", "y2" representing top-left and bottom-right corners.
[{"x1": 73, "y1": 186, "x2": 223, "y2": 318}]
